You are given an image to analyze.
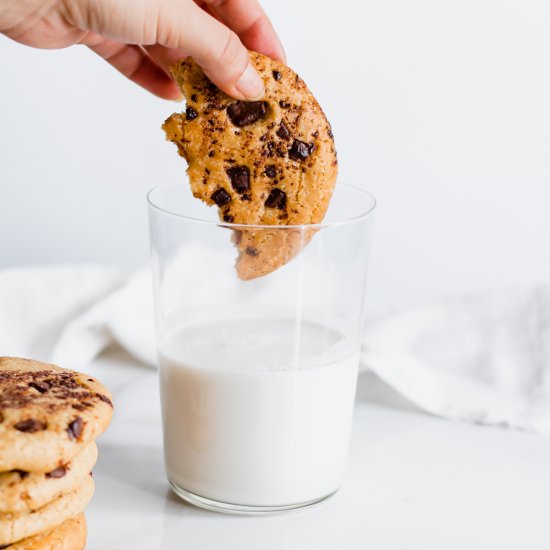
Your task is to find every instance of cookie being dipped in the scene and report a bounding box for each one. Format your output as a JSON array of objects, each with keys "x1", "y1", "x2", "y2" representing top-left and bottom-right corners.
[{"x1": 163, "y1": 51, "x2": 337, "y2": 279}]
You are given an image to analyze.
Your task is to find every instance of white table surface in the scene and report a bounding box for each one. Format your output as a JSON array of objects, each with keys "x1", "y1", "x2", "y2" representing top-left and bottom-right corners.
[{"x1": 84, "y1": 348, "x2": 550, "y2": 550}]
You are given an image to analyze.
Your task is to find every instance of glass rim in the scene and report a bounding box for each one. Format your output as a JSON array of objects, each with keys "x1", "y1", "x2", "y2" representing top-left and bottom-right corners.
[{"x1": 147, "y1": 181, "x2": 376, "y2": 230}]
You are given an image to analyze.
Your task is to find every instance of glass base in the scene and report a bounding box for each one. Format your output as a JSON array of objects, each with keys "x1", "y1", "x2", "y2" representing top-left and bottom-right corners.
[{"x1": 168, "y1": 480, "x2": 338, "y2": 515}]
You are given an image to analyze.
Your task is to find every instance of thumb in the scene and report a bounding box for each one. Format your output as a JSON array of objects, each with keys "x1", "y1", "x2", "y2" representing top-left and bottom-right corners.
[{"x1": 156, "y1": 2, "x2": 265, "y2": 100}]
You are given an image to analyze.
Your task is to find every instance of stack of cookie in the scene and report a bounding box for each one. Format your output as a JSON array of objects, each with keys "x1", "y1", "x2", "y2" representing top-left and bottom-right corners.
[{"x1": 0, "y1": 357, "x2": 113, "y2": 549}]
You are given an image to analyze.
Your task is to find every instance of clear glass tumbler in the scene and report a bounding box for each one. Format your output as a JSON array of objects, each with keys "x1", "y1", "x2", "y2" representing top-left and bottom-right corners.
[{"x1": 147, "y1": 181, "x2": 375, "y2": 514}]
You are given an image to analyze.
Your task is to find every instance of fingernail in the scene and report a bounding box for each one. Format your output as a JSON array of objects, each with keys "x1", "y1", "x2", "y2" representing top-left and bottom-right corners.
[{"x1": 236, "y1": 63, "x2": 264, "y2": 100}]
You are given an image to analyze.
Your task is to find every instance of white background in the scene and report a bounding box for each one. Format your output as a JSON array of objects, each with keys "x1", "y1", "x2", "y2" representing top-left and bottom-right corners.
[{"x1": 1, "y1": 0, "x2": 549, "y2": 310}]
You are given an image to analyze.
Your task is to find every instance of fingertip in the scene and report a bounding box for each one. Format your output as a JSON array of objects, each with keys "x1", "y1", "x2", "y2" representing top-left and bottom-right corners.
[
  {"x1": 149, "y1": 81, "x2": 183, "y2": 101},
  {"x1": 235, "y1": 62, "x2": 265, "y2": 101}
]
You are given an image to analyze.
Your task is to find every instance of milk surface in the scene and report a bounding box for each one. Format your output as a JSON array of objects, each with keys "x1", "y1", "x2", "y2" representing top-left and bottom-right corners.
[{"x1": 159, "y1": 318, "x2": 359, "y2": 507}]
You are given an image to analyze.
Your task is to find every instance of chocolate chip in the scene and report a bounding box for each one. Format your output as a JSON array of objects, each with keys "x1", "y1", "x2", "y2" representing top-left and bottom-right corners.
[
  {"x1": 226, "y1": 166, "x2": 250, "y2": 194},
  {"x1": 0, "y1": 543, "x2": 11, "y2": 549},
  {"x1": 276, "y1": 121, "x2": 290, "y2": 140},
  {"x1": 289, "y1": 139, "x2": 315, "y2": 161},
  {"x1": 241, "y1": 194, "x2": 251, "y2": 201},
  {"x1": 312, "y1": 130, "x2": 319, "y2": 138},
  {"x1": 46, "y1": 466, "x2": 67, "y2": 479},
  {"x1": 328, "y1": 128, "x2": 334, "y2": 139},
  {"x1": 208, "y1": 151, "x2": 215, "y2": 157},
  {"x1": 279, "y1": 100, "x2": 290, "y2": 108},
  {"x1": 14, "y1": 419, "x2": 46, "y2": 433},
  {"x1": 14, "y1": 470, "x2": 29, "y2": 480},
  {"x1": 265, "y1": 189, "x2": 287, "y2": 209},
  {"x1": 227, "y1": 101, "x2": 267, "y2": 127},
  {"x1": 96, "y1": 393, "x2": 113, "y2": 407},
  {"x1": 67, "y1": 417, "x2": 83, "y2": 440},
  {"x1": 186, "y1": 107, "x2": 198, "y2": 120},
  {"x1": 211, "y1": 188, "x2": 232, "y2": 207},
  {"x1": 245, "y1": 247, "x2": 259, "y2": 256},
  {"x1": 191, "y1": 94, "x2": 198, "y2": 102},
  {"x1": 264, "y1": 165, "x2": 277, "y2": 178},
  {"x1": 223, "y1": 214, "x2": 234, "y2": 223},
  {"x1": 273, "y1": 70, "x2": 282, "y2": 81},
  {"x1": 29, "y1": 381, "x2": 50, "y2": 393}
]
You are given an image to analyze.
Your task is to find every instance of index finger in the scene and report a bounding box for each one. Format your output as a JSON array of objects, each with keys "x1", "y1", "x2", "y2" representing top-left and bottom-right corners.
[{"x1": 200, "y1": 0, "x2": 286, "y2": 63}]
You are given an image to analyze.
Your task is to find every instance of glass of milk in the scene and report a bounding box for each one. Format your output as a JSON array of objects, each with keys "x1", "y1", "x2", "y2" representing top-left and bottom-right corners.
[{"x1": 147, "y1": 181, "x2": 375, "y2": 514}]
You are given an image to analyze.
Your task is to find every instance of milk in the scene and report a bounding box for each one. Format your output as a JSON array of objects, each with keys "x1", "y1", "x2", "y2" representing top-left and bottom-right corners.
[{"x1": 159, "y1": 318, "x2": 359, "y2": 507}]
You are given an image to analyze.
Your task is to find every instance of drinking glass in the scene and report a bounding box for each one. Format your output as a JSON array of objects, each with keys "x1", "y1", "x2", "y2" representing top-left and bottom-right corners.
[{"x1": 147, "y1": 181, "x2": 375, "y2": 514}]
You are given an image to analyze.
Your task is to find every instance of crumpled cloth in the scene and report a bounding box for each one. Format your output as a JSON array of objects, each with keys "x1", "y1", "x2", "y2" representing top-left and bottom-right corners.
[{"x1": 1, "y1": 265, "x2": 548, "y2": 434}]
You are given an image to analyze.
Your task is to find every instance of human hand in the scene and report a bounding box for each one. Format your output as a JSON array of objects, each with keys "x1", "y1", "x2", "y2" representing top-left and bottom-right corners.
[{"x1": 0, "y1": 0, "x2": 285, "y2": 100}]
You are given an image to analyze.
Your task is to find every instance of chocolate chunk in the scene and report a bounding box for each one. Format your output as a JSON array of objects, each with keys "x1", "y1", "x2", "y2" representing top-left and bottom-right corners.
[
  {"x1": 14, "y1": 470, "x2": 29, "y2": 480},
  {"x1": 96, "y1": 393, "x2": 113, "y2": 407},
  {"x1": 279, "y1": 100, "x2": 290, "y2": 108},
  {"x1": 46, "y1": 466, "x2": 67, "y2": 479},
  {"x1": 272, "y1": 70, "x2": 282, "y2": 81},
  {"x1": 211, "y1": 188, "x2": 232, "y2": 207},
  {"x1": 226, "y1": 166, "x2": 250, "y2": 194},
  {"x1": 289, "y1": 139, "x2": 315, "y2": 161},
  {"x1": 191, "y1": 94, "x2": 198, "y2": 102},
  {"x1": 264, "y1": 165, "x2": 277, "y2": 178},
  {"x1": 29, "y1": 381, "x2": 50, "y2": 393},
  {"x1": 67, "y1": 417, "x2": 83, "y2": 440},
  {"x1": 223, "y1": 214, "x2": 234, "y2": 223},
  {"x1": 265, "y1": 189, "x2": 287, "y2": 209},
  {"x1": 185, "y1": 106, "x2": 198, "y2": 120},
  {"x1": 245, "y1": 247, "x2": 259, "y2": 256},
  {"x1": 227, "y1": 101, "x2": 267, "y2": 127},
  {"x1": 14, "y1": 419, "x2": 46, "y2": 433},
  {"x1": 276, "y1": 121, "x2": 290, "y2": 140}
]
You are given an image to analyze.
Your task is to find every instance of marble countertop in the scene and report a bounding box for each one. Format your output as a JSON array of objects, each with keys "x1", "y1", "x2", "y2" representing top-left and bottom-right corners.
[{"x1": 84, "y1": 349, "x2": 550, "y2": 550}]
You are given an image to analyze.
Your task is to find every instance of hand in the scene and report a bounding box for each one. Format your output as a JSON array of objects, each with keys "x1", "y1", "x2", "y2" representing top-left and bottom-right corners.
[{"x1": 0, "y1": 0, "x2": 285, "y2": 100}]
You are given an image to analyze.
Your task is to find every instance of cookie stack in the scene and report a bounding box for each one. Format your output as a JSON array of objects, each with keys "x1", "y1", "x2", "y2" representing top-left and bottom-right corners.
[{"x1": 0, "y1": 357, "x2": 113, "y2": 549}]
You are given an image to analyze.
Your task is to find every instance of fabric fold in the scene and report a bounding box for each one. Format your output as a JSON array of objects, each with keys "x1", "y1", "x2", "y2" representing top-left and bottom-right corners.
[{"x1": 1, "y1": 265, "x2": 548, "y2": 433}]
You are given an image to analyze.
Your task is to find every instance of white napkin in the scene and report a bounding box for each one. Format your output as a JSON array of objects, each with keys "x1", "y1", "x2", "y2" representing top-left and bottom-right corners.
[{"x1": 1, "y1": 265, "x2": 549, "y2": 434}]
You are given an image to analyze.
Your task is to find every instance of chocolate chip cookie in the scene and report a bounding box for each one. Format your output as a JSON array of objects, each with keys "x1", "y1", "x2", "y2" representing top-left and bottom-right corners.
[
  {"x1": 1, "y1": 513, "x2": 87, "y2": 550},
  {"x1": 0, "y1": 475, "x2": 93, "y2": 546},
  {"x1": 0, "y1": 357, "x2": 113, "y2": 473},
  {"x1": 163, "y1": 51, "x2": 338, "y2": 279},
  {"x1": 0, "y1": 442, "x2": 97, "y2": 513}
]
